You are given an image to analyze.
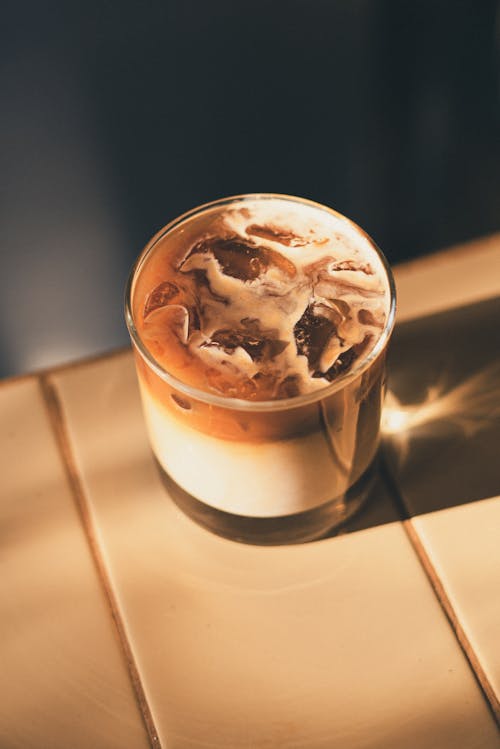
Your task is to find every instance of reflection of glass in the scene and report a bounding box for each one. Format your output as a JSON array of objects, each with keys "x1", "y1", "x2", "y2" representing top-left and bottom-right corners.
[{"x1": 125, "y1": 194, "x2": 396, "y2": 544}]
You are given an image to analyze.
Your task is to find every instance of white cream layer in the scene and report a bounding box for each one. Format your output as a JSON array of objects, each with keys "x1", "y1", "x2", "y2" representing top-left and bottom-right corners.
[{"x1": 140, "y1": 382, "x2": 378, "y2": 517}]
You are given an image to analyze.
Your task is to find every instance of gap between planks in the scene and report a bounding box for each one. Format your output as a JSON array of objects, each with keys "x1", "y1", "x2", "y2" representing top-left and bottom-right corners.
[
  {"x1": 38, "y1": 374, "x2": 162, "y2": 749},
  {"x1": 380, "y1": 456, "x2": 500, "y2": 727},
  {"x1": 403, "y1": 520, "x2": 500, "y2": 726}
]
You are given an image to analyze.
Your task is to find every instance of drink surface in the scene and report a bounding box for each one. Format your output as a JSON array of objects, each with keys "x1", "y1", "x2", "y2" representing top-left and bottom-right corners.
[{"x1": 132, "y1": 197, "x2": 390, "y2": 402}]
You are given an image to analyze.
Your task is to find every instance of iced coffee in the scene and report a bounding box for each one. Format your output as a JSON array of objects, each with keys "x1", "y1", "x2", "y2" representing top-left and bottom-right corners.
[{"x1": 125, "y1": 194, "x2": 395, "y2": 543}]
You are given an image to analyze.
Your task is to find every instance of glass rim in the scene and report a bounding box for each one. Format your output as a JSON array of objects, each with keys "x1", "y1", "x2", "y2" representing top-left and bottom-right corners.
[{"x1": 124, "y1": 192, "x2": 397, "y2": 412}]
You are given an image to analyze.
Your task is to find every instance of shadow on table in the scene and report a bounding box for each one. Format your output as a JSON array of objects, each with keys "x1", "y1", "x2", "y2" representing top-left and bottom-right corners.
[
  {"x1": 382, "y1": 295, "x2": 500, "y2": 517},
  {"x1": 326, "y1": 467, "x2": 402, "y2": 537}
]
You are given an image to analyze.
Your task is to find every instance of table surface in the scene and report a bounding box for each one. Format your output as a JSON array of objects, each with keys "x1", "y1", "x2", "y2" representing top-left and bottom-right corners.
[{"x1": 2, "y1": 235, "x2": 500, "y2": 748}]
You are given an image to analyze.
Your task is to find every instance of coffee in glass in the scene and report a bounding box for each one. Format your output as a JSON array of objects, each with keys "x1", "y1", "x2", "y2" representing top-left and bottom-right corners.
[{"x1": 125, "y1": 194, "x2": 396, "y2": 543}]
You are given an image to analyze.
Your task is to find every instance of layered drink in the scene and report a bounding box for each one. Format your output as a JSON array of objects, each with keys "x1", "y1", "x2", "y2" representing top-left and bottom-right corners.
[{"x1": 126, "y1": 194, "x2": 395, "y2": 543}]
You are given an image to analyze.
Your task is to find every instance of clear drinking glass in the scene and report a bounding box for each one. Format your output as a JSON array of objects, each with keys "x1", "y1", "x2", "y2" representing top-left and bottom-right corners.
[{"x1": 125, "y1": 194, "x2": 396, "y2": 544}]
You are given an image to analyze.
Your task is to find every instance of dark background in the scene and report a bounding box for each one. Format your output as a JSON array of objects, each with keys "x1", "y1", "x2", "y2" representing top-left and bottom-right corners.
[{"x1": 2, "y1": 0, "x2": 500, "y2": 378}]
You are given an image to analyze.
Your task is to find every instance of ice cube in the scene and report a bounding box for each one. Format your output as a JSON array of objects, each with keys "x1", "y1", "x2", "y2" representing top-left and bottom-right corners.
[
  {"x1": 181, "y1": 236, "x2": 296, "y2": 281},
  {"x1": 251, "y1": 371, "x2": 280, "y2": 399},
  {"x1": 276, "y1": 375, "x2": 302, "y2": 399},
  {"x1": 144, "y1": 281, "x2": 182, "y2": 318},
  {"x1": 320, "y1": 346, "x2": 358, "y2": 381},
  {"x1": 143, "y1": 304, "x2": 190, "y2": 345},
  {"x1": 321, "y1": 334, "x2": 373, "y2": 382},
  {"x1": 204, "y1": 322, "x2": 288, "y2": 363},
  {"x1": 204, "y1": 365, "x2": 257, "y2": 399},
  {"x1": 293, "y1": 304, "x2": 338, "y2": 372}
]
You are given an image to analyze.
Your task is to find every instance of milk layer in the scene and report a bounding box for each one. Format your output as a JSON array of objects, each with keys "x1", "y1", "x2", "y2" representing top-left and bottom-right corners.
[{"x1": 139, "y1": 380, "x2": 379, "y2": 517}]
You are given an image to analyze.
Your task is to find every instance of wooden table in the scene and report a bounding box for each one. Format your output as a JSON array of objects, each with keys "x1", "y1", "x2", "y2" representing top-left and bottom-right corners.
[{"x1": 2, "y1": 236, "x2": 500, "y2": 748}]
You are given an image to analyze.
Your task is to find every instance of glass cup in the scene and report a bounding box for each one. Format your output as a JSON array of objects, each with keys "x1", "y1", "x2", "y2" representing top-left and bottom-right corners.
[{"x1": 125, "y1": 194, "x2": 396, "y2": 544}]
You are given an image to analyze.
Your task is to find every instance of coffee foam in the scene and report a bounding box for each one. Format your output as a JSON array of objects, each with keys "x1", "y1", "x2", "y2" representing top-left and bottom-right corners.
[{"x1": 135, "y1": 198, "x2": 390, "y2": 401}]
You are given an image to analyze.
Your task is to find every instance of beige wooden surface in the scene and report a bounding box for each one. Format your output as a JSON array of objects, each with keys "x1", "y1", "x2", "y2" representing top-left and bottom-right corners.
[{"x1": 1, "y1": 235, "x2": 499, "y2": 747}]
